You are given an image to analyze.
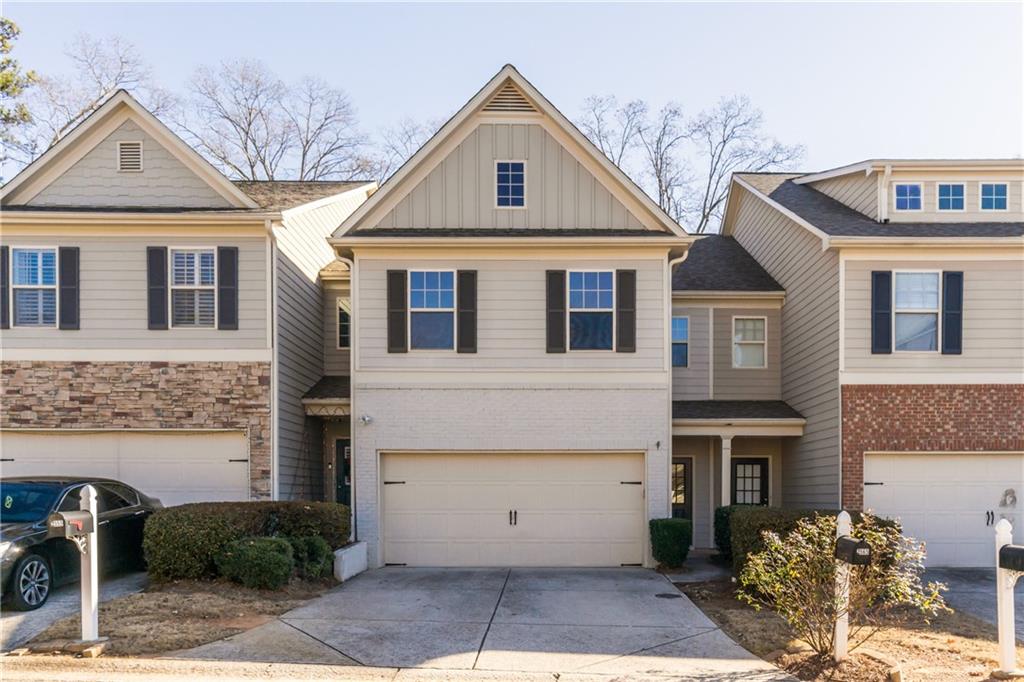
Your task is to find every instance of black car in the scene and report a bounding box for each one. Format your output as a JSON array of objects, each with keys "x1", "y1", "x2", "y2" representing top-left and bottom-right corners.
[{"x1": 0, "y1": 478, "x2": 162, "y2": 610}]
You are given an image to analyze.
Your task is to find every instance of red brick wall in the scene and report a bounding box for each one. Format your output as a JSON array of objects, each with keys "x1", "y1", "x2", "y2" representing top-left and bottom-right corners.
[
  {"x1": 1, "y1": 361, "x2": 272, "y2": 499},
  {"x1": 842, "y1": 384, "x2": 1024, "y2": 508}
]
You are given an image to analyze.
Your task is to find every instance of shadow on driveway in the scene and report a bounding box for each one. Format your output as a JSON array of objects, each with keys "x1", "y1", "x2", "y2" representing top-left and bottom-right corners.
[{"x1": 927, "y1": 567, "x2": 1024, "y2": 641}]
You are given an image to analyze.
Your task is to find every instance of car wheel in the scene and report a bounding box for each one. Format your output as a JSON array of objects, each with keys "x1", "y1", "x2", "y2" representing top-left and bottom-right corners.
[{"x1": 10, "y1": 553, "x2": 51, "y2": 611}]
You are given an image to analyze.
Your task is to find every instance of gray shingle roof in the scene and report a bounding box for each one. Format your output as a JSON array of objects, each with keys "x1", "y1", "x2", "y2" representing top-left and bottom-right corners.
[
  {"x1": 672, "y1": 235, "x2": 783, "y2": 292},
  {"x1": 672, "y1": 400, "x2": 804, "y2": 420},
  {"x1": 302, "y1": 376, "x2": 351, "y2": 401},
  {"x1": 347, "y1": 228, "x2": 673, "y2": 238},
  {"x1": 764, "y1": 179, "x2": 1024, "y2": 238},
  {"x1": 235, "y1": 181, "x2": 371, "y2": 211}
]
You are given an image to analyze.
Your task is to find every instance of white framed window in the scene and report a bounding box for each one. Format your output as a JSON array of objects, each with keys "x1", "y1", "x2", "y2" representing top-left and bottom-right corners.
[
  {"x1": 117, "y1": 140, "x2": 143, "y2": 172},
  {"x1": 732, "y1": 316, "x2": 766, "y2": 368},
  {"x1": 671, "y1": 316, "x2": 689, "y2": 367},
  {"x1": 893, "y1": 183, "x2": 922, "y2": 211},
  {"x1": 170, "y1": 248, "x2": 216, "y2": 328},
  {"x1": 937, "y1": 183, "x2": 965, "y2": 211},
  {"x1": 893, "y1": 271, "x2": 940, "y2": 352},
  {"x1": 980, "y1": 182, "x2": 1009, "y2": 211},
  {"x1": 496, "y1": 161, "x2": 525, "y2": 208},
  {"x1": 11, "y1": 247, "x2": 57, "y2": 327},
  {"x1": 408, "y1": 270, "x2": 455, "y2": 350},
  {"x1": 568, "y1": 270, "x2": 614, "y2": 351},
  {"x1": 337, "y1": 298, "x2": 351, "y2": 349}
]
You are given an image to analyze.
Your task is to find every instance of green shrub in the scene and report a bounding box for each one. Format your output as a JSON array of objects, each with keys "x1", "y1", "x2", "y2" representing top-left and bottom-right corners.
[
  {"x1": 713, "y1": 506, "x2": 744, "y2": 560},
  {"x1": 286, "y1": 535, "x2": 334, "y2": 579},
  {"x1": 649, "y1": 518, "x2": 693, "y2": 569},
  {"x1": 144, "y1": 501, "x2": 349, "y2": 581},
  {"x1": 216, "y1": 537, "x2": 295, "y2": 590}
]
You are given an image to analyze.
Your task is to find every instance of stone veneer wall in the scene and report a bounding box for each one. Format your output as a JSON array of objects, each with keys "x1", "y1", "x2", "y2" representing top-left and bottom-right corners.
[
  {"x1": 841, "y1": 384, "x2": 1024, "y2": 509},
  {"x1": 1, "y1": 361, "x2": 272, "y2": 499}
]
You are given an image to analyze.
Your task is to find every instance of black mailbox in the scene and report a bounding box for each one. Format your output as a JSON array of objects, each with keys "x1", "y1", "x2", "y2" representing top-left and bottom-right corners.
[
  {"x1": 46, "y1": 511, "x2": 95, "y2": 540},
  {"x1": 835, "y1": 536, "x2": 871, "y2": 565},
  {"x1": 999, "y1": 545, "x2": 1024, "y2": 572}
]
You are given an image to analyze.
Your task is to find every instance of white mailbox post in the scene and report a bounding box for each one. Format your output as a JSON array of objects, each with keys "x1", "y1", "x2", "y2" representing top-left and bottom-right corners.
[
  {"x1": 45, "y1": 483, "x2": 100, "y2": 643},
  {"x1": 834, "y1": 511, "x2": 852, "y2": 663},
  {"x1": 994, "y1": 519, "x2": 1024, "y2": 678}
]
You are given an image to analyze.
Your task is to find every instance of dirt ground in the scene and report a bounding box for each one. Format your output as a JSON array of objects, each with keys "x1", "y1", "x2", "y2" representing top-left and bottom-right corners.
[
  {"x1": 679, "y1": 579, "x2": 1022, "y2": 682},
  {"x1": 29, "y1": 579, "x2": 331, "y2": 656}
]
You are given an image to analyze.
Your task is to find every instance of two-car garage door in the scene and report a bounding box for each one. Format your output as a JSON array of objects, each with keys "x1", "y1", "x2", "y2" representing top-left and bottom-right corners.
[
  {"x1": 864, "y1": 452, "x2": 1024, "y2": 567},
  {"x1": 381, "y1": 452, "x2": 645, "y2": 567},
  {"x1": 1, "y1": 431, "x2": 250, "y2": 506}
]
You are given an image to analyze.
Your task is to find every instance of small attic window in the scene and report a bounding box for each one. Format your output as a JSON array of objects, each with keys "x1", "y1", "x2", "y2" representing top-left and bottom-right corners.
[{"x1": 117, "y1": 141, "x2": 143, "y2": 172}]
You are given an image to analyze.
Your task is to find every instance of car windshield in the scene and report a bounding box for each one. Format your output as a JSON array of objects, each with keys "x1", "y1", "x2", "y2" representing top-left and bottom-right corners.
[{"x1": 0, "y1": 482, "x2": 63, "y2": 524}]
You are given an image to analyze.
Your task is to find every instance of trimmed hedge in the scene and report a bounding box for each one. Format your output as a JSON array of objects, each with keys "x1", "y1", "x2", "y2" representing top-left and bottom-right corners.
[
  {"x1": 144, "y1": 501, "x2": 349, "y2": 581},
  {"x1": 216, "y1": 537, "x2": 294, "y2": 590},
  {"x1": 286, "y1": 535, "x2": 334, "y2": 579},
  {"x1": 649, "y1": 518, "x2": 693, "y2": 569}
]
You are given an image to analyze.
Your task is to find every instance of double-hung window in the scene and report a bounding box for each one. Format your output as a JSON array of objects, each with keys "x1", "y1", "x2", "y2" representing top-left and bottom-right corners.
[
  {"x1": 409, "y1": 270, "x2": 455, "y2": 350},
  {"x1": 671, "y1": 316, "x2": 689, "y2": 367},
  {"x1": 496, "y1": 161, "x2": 525, "y2": 207},
  {"x1": 733, "y1": 317, "x2": 766, "y2": 368},
  {"x1": 894, "y1": 184, "x2": 922, "y2": 211},
  {"x1": 11, "y1": 248, "x2": 57, "y2": 327},
  {"x1": 568, "y1": 271, "x2": 613, "y2": 350},
  {"x1": 981, "y1": 183, "x2": 1008, "y2": 211},
  {"x1": 170, "y1": 248, "x2": 216, "y2": 328},
  {"x1": 893, "y1": 271, "x2": 940, "y2": 351},
  {"x1": 937, "y1": 183, "x2": 964, "y2": 211},
  {"x1": 337, "y1": 299, "x2": 351, "y2": 349}
]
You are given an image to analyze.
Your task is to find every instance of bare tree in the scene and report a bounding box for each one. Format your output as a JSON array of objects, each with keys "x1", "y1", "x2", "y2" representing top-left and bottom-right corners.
[
  {"x1": 685, "y1": 96, "x2": 804, "y2": 233},
  {"x1": 636, "y1": 103, "x2": 691, "y2": 222},
  {"x1": 177, "y1": 59, "x2": 372, "y2": 181},
  {"x1": 576, "y1": 95, "x2": 645, "y2": 167},
  {"x1": 370, "y1": 116, "x2": 442, "y2": 184}
]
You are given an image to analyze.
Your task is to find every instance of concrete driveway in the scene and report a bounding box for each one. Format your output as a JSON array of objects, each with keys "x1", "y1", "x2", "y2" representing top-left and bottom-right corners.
[
  {"x1": 178, "y1": 567, "x2": 791, "y2": 679},
  {"x1": 927, "y1": 567, "x2": 1024, "y2": 640}
]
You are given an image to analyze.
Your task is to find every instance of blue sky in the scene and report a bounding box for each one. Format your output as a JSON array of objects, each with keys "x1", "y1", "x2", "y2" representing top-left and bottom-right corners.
[{"x1": 6, "y1": 1, "x2": 1023, "y2": 171}]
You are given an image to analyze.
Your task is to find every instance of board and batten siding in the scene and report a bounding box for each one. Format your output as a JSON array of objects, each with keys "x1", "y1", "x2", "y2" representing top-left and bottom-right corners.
[
  {"x1": 712, "y1": 307, "x2": 782, "y2": 400},
  {"x1": 0, "y1": 235, "x2": 268, "y2": 349},
  {"x1": 273, "y1": 188, "x2": 370, "y2": 501},
  {"x1": 324, "y1": 280, "x2": 351, "y2": 376},
  {"x1": 28, "y1": 120, "x2": 232, "y2": 209},
  {"x1": 844, "y1": 258, "x2": 1024, "y2": 376},
  {"x1": 729, "y1": 186, "x2": 841, "y2": 508},
  {"x1": 355, "y1": 257, "x2": 665, "y2": 372},
  {"x1": 371, "y1": 124, "x2": 645, "y2": 231},
  {"x1": 810, "y1": 174, "x2": 878, "y2": 219},
  {"x1": 671, "y1": 305, "x2": 710, "y2": 400}
]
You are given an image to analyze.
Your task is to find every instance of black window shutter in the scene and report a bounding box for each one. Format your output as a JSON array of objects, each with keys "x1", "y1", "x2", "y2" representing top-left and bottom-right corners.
[
  {"x1": 0, "y1": 246, "x2": 9, "y2": 329},
  {"x1": 456, "y1": 270, "x2": 477, "y2": 353},
  {"x1": 942, "y1": 271, "x2": 963, "y2": 355},
  {"x1": 387, "y1": 270, "x2": 408, "y2": 353},
  {"x1": 147, "y1": 247, "x2": 168, "y2": 330},
  {"x1": 58, "y1": 246, "x2": 80, "y2": 330},
  {"x1": 217, "y1": 246, "x2": 239, "y2": 330},
  {"x1": 546, "y1": 270, "x2": 566, "y2": 353},
  {"x1": 616, "y1": 269, "x2": 637, "y2": 353},
  {"x1": 870, "y1": 271, "x2": 892, "y2": 354}
]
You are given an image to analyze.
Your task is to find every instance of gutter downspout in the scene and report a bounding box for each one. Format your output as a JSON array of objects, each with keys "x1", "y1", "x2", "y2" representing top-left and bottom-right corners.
[
  {"x1": 666, "y1": 250, "x2": 690, "y2": 535},
  {"x1": 335, "y1": 254, "x2": 357, "y2": 543},
  {"x1": 879, "y1": 164, "x2": 892, "y2": 223},
  {"x1": 267, "y1": 219, "x2": 280, "y2": 501}
]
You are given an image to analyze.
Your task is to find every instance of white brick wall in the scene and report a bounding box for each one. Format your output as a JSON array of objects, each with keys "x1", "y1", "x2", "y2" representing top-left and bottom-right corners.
[{"x1": 353, "y1": 385, "x2": 670, "y2": 567}]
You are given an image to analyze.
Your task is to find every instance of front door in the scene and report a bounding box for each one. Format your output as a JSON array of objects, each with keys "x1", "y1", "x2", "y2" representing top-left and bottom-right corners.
[
  {"x1": 732, "y1": 457, "x2": 769, "y2": 506},
  {"x1": 335, "y1": 439, "x2": 352, "y2": 506},
  {"x1": 671, "y1": 457, "x2": 693, "y2": 519}
]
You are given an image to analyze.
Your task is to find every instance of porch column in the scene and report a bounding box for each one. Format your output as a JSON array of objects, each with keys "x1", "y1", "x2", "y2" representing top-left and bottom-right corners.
[{"x1": 721, "y1": 435, "x2": 732, "y2": 507}]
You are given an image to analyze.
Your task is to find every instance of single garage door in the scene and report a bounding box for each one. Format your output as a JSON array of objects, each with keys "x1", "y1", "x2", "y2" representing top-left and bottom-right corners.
[
  {"x1": 864, "y1": 452, "x2": 1024, "y2": 567},
  {"x1": 382, "y1": 452, "x2": 645, "y2": 567},
  {"x1": 0, "y1": 431, "x2": 250, "y2": 506}
]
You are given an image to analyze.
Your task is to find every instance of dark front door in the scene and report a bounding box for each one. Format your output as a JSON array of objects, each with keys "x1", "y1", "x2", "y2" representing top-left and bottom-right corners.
[
  {"x1": 335, "y1": 439, "x2": 352, "y2": 506},
  {"x1": 732, "y1": 457, "x2": 769, "y2": 506},
  {"x1": 671, "y1": 457, "x2": 693, "y2": 519}
]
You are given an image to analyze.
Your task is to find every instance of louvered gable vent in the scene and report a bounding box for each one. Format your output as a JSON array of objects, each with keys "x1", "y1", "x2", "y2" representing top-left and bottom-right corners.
[
  {"x1": 118, "y1": 141, "x2": 143, "y2": 172},
  {"x1": 482, "y1": 81, "x2": 537, "y2": 113}
]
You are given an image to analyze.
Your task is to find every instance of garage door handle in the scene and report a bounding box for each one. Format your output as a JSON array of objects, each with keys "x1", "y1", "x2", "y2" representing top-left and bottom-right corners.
[
  {"x1": 228, "y1": 459, "x2": 248, "y2": 463},
  {"x1": 620, "y1": 481, "x2": 642, "y2": 485},
  {"x1": 514, "y1": 510, "x2": 517, "y2": 526},
  {"x1": 864, "y1": 482, "x2": 884, "y2": 486},
  {"x1": 509, "y1": 510, "x2": 513, "y2": 526},
  {"x1": 0, "y1": 458, "x2": 12, "y2": 462},
  {"x1": 384, "y1": 481, "x2": 405, "y2": 485}
]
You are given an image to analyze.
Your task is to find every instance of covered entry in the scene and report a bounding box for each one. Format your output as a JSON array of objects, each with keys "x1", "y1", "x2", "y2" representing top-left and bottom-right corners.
[{"x1": 380, "y1": 451, "x2": 645, "y2": 567}]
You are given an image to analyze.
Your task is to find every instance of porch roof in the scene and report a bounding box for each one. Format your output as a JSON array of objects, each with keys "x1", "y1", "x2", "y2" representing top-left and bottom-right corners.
[
  {"x1": 302, "y1": 376, "x2": 351, "y2": 418},
  {"x1": 672, "y1": 400, "x2": 805, "y2": 437}
]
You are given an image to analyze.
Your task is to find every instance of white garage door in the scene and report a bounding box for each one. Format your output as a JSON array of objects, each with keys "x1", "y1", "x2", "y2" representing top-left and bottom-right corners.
[
  {"x1": 382, "y1": 452, "x2": 645, "y2": 567},
  {"x1": 864, "y1": 453, "x2": 1024, "y2": 568},
  {"x1": 0, "y1": 431, "x2": 250, "y2": 506}
]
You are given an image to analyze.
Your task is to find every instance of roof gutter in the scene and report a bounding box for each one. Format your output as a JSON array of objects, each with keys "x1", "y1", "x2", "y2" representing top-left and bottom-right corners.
[{"x1": 1, "y1": 210, "x2": 281, "y2": 224}]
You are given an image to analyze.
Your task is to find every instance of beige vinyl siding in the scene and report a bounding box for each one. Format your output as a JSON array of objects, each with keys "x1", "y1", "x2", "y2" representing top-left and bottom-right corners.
[
  {"x1": 886, "y1": 170, "x2": 1024, "y2": 222},
  {"x1": 372, "y1": 124, "x2": 645, "y2": 231},
  {"x1": 810, "y1": 174, "x2": 878, "y2": 219},
  {"x1": 324, "y1": 280, "x2": 351, "y2": 376},
  {"x1": 671, "y1": 306, "x2": 709, "y2": 399},
  {"x1": 273, "y1": 188, "x2": 370, "y2": 500},
  {"x1": 729, "y1": 186, "x2": 841, "y2": 508},
  {"x1": 356, "y1": 257, "x2": 665, "y2": 371},
  {"x1": 28, "y1": 120, "x2": 232, "y2": 208},
  {"x1": 844, "y1": 259, "x2": 1024, "y2": 375},
  {"x1": 713, "y1": 308, "x2": 782, "y2": 400},
  {"x1": 0, "y1": 235, "x2": 268, "y2": 349}
]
